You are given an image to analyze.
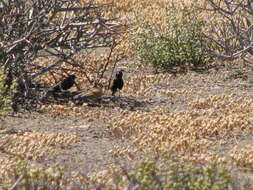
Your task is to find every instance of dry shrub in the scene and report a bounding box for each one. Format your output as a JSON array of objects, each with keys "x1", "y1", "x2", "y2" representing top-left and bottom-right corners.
[
  {"x1": 34, "y1": 45, "x2": 126, "y2": 90},
  {"x1": 0, "y1": 131, "x2": 76, "y2": 183},
  {"x1": 229, "y1": 146, "x2": 253, "y2": 168}
]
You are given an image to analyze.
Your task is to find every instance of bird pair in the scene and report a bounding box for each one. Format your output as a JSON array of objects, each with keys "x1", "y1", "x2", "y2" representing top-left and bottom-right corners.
[{"x1": 52, "y1": 70, "x2": 124, "y2": 96}]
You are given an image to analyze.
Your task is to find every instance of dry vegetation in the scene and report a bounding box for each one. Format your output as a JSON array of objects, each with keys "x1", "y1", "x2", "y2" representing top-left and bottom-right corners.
[{"x1": 0, "y1": 0, "x2": 253, "y2": 189}]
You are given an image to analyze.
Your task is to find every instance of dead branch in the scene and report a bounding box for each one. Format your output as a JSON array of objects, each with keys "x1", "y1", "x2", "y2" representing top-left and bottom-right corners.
[
  {"x1": 0, "y1": 0, "x2": 126, "y2": 111},
  {"x1": 203, "y1": 0, "x2": 253, "y2": 65},
  {"x1": 1, "y1": 0, "x2": 124, "y2": 79}
]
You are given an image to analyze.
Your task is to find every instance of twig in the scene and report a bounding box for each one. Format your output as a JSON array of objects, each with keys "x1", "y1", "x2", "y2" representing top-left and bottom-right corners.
[
  {"x1": 97, "y1": 40, "x2": 117, "y2": 84},
  {"x1": 10, "y1": 175, "x2": 24, "y2": 190}
]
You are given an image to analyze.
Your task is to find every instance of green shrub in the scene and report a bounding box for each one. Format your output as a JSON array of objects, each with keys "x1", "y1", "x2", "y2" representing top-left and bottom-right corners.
[
  {"x1": 4, "y1": 158, "x2": 65, "y2": 190},
  {"x1": 132, "y1": 5, "x2": 213, "y2": 73},
  {"x1": 1, "y1": 150, "x2": 252, "y2": 190},
  {"x1": 131, "y1": 158, "x2": 233, "y2": 190}
]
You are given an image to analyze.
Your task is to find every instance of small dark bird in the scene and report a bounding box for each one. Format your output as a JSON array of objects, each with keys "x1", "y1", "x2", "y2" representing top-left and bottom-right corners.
[
  {"x1": 11, "y1": 102, "x2": 19, "y2": 113},
  {"x1": 52, "y1": 75, "x2": 76, "y2": 92},
  {"x1": 111, "y1": 70, "x2": 124, "y2": 96}
]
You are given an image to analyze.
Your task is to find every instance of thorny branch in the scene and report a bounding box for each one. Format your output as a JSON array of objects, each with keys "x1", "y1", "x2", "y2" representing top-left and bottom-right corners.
[
  {"x1": 0, "y1": 0, "x2": 125, "y2": 110},
  {"x1": 203, "y1": 0, "x2": 253, "y2": 64},
  {"x1": 0, "y1": 0, "x2": 124, "y2": 83}
]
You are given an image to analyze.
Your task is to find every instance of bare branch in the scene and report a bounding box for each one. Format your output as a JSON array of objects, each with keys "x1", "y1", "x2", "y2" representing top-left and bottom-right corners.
[
  {"x1": 204, "y1": 0, "x2": 253, "y2": 64},
  {"x1": 0, "y1": 0, "x2": 126, "y2": 111},
  {"x1": 1, "y1": 0, "x2": 124, "y2": 79}
]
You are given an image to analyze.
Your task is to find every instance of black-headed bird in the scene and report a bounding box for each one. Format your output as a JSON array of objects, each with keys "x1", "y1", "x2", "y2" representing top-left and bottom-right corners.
[
  {"x1": 111, "y1": 70, "x2": 124, "y2": 96},
  {"x1": 52, "y1": 74, "x2": 76, "y2": 92}
]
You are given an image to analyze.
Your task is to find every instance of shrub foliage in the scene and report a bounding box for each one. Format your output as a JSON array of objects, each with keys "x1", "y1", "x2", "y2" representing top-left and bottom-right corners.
[
  {"x1": 132, "y1": 5, "x2": 213, "y2": 73},
  {"x1": 1, "y1": 151, "x2": 249, "y2": 190}
]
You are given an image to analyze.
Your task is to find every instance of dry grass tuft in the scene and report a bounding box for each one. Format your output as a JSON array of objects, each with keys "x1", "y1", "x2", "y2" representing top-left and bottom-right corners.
[
  {"x1": 110, "y1": 94, "x2": 253, "y2": 166},
  {"x1": 0, "y1": 131, "x2": 77, "y2": 183}
]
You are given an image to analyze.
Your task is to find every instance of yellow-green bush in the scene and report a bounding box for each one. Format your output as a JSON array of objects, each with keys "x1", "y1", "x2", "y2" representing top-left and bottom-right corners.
[
  {"x1": 1, "y1": 152, "x2": 251, "y2": 190},
  {"x1": 132, "y1": 5, "x2": 213, "y2": 73}
]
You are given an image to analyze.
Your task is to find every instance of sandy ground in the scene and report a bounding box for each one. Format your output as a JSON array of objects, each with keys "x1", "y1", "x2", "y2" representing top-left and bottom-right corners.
[{"x1": 1, "y1": 64, "x2": 253, "y2": 179}]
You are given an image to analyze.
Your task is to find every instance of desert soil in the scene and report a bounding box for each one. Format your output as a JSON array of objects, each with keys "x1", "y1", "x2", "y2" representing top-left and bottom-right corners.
[{"x1": 1, "y1": 63, "x2": 253, "y2": 178}]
